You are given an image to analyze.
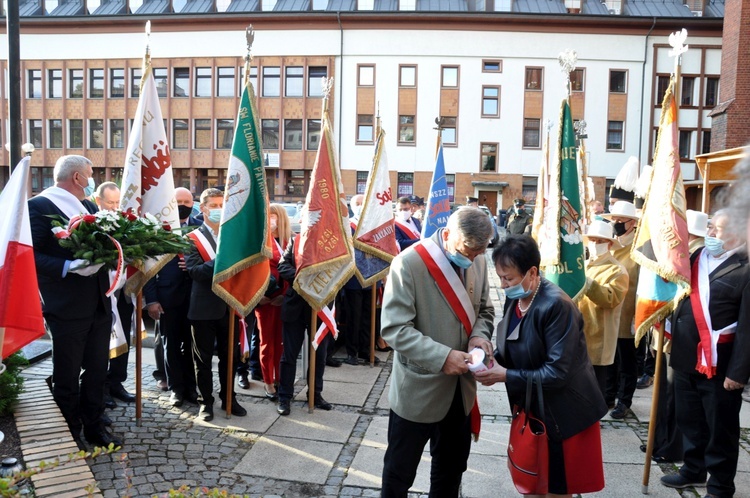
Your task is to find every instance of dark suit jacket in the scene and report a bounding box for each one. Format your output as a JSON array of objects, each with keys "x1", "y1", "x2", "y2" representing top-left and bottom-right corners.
[
  {"x1": 670, "y1": 248, "x2": 750, "y2": 383},
  {"x1": 144, "y1": 216, "x2": 201, "y2": 309},
  {"x1": 28, "y1": 194, "x2": 111, "y2": 320},
  {"x1": 185, "y1": 224, "x2": 227, "y2": 321},
  {"x1": 394, "y1": 218, "x2": 422, "y2": 250},
  {"x1": 277, "y1": 236, "x2": 312, "y2": 324}
]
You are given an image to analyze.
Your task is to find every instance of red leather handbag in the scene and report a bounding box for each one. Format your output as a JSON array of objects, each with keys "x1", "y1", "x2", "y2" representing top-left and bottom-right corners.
[{"x1": 507, "y1": 373, "x2": 549, "y2": 495}]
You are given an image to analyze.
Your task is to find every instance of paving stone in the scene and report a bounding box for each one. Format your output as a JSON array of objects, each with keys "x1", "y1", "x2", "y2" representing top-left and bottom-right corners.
[{"x1": 266, "y1": 407, "x2": 358, "y2": 443}]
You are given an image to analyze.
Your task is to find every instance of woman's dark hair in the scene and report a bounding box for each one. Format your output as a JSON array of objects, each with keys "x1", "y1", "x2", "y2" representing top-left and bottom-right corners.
[{"x1": 492, "y1": 235, "x2": 541, "y2": 274}]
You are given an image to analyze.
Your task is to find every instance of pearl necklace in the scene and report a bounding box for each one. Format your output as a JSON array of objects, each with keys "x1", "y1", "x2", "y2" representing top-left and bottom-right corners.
[{"x1": 517, "y1": 279, "x2": 541, "y2": 315}]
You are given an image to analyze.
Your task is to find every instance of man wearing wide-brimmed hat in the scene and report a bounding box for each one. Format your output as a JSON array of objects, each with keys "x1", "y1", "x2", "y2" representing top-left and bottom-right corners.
[
  {"x1": 578, "y1": 219, "x2": 629, "y2": 401},
  {"x1": 506, "y1": 198, "x2": 532, "y2": 235}
]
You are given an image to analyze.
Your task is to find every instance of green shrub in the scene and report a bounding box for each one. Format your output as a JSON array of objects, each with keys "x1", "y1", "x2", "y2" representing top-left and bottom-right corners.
[{"x1": 0, "y1": 352, "x2": 28, "y2": 416}]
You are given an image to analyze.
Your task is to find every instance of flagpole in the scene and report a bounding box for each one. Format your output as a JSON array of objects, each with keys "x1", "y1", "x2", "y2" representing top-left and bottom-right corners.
[
  {"x1": 226, "y1": 308, "x2": 235, "y2": 419},
  {"x1": 309, "y1": 308, "x2": 317, "y2": 413},
  {"x1": 135, "y1": 291, "x2": 143, "y2": 425},
  {"x1": 369, "y1": 284, "x2": 377, "y2": 367},
  {"x1": 434, "y1": 117, "x2": 444, "y2": 159}
]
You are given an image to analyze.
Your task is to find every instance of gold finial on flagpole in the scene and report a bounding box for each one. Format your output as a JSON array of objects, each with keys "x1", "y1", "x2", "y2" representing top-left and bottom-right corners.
[
  {"x1": 321, "y1": 77, "x2": 334, "y2": 115},
  {"x1": 668, "y1": 29, "x2": 688, "y2": 108},
  {"x1": 144, "y1": 20, "x2": 151, "y2": 61},
  {"x1": 375, "y1": 102, "x2": 381, "y2": 137},
  {"x1": 558, "y1": 49, "x2": 577, "y2": 103},
  {"x1": 243, "y1": 25, "x2": 255, "y2": 87}
]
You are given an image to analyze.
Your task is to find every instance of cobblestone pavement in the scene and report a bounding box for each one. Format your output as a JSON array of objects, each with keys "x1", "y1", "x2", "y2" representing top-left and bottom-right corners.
[{"x1": 19, "y1": 253, "x2": 750, "y2": 498}]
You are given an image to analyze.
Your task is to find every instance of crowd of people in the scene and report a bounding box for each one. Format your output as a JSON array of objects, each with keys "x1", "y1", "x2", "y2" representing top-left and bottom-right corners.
[{"x1": 29, "y1": 152, "x2": 750, "y2": 498}]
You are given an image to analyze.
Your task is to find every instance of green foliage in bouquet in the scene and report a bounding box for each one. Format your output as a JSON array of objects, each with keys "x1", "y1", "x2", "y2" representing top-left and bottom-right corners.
[
  {"x1": 0, "y1": 352, "x2": 28, "y2": 416},
  {"x1": 50, "y1": 211, "x2": 192, "y2": 271}
]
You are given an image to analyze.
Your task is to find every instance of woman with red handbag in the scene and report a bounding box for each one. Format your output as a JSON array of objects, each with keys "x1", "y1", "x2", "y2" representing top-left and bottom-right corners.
[{"x1": 474, "y1": 235, "x2": 607, "y2": 497}]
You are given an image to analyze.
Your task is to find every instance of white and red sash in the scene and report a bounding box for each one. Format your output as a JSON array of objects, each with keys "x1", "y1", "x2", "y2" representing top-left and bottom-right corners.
[
  {"x1": 187, "y1": 228, "x2": 216, "y2": 262},
  {"x1": 395, "y1": 219, "x2": 421, "y2": 240},
  {"x1": 313, "y1": 304, "x2": 337, "y2": 349},
  {"x1": 413, "y1": 237, "x2": 481, "y2": 439},
  {"x1": 38, "y1": 186, "x2": 88, "y2": 220},
  {"x1": 692, "y1": 249, "x2": 736, "y2": 379}
]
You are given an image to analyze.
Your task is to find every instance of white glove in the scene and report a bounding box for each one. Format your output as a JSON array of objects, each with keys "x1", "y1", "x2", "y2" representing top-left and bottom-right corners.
[{"x1": 69, "y1": 259, "x2": 105, "y2": 277}]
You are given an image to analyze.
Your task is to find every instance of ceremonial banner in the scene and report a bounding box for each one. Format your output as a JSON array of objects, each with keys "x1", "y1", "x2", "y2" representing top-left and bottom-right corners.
[
  {"x1": 353, "y1": 128, "x2": 399, "y2": 286},
  {"x1": 212, "y1": 76, "x2": 272, "y2": 316},
  {"x1": 119, "y1": 54, "x2": 180, "y2": 294},
  {"x1": 531, "y1": 126, "x2": 550, "y2": 242},
  {"x1": 0, "y1": 157, "x2": 45, "y2": 359},
  {"x1": 293, "y1": 112, "x2": 355, "y2": 310},
  {"x1": 631, "y1": 78, "x2": 691, "y2": 345},
  {"x1": 539, "y1": 100, "x2": 585, "y2": 301},
  {"x1": 421, "y1": 141, "x2": 451, "y2": 239}
]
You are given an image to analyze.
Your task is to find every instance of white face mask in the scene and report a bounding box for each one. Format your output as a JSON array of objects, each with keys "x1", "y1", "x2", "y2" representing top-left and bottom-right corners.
[
  {"x1": 588, "y1": 241, "x2": 610, "y2": 259},
  {"x1": 351, "y1": 205, "x2": 363, "y2": 218},
  {"x1": 398, "y1": 210, "x2": 412, "y2": 222}
]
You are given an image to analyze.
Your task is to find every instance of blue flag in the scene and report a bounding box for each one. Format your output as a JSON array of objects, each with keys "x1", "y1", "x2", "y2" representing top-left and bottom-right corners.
[{"x1": 421, "y1": 142, "x2": 451, "y2": 238}]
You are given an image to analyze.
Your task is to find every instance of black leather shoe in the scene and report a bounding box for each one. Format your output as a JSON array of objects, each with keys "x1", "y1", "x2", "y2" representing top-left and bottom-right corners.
[
  {"x1": 610, "y1": 402, "x2": 630, "y2": 419},
  {"x1": 314, "y1": 396, "x2": 332, "y2": 411},
  {"x1": 358, "y1": 353, "x2": 381, "y2": 365},
  {"x1": 344, "y1": 355, "x2": 359, "y2": 366},
  {"x1": 84, "y1": 428, "x2": 123, "y2": 449},
  {"x1": 251, "y1": 372, "x2": 263, "y2": 381},
  {"x1": 110, "y1": 385, "x2": 136, "y2": 403},
  {"x1": 221, "y1": 400, "x2": 247, "y2": 417},
  {"x1": 184, "y1": 391, "x2": 200, "y2": 404},
  {"x1": 637, "y1": 374, "x2": 654, "y2": 389},
  {"x1": 660, "y1": 473, "x2": 706, "y2": 489},
  {"x1": 238, "y1": 373, "x2": 250, "y2": 390},
  {"x1": 100, "y1": 413, "x2": 112, "y2": 427},
  {"x1": 277, "y1": 399, "x2": 291, "y2": 416},
  {"x1": 264, "y1": 385, "x2": 279, "y2": 401},
  {"x1": 375, "y1": 344, "x2": 392, "y2": 352},
  {"x1": 198, "y1": 404, "x2": 214, "y2": 422},
  {"x1": 640, "y1": 444, "x2": 647, "y2": 453},
  {"x1": 325, "y1": 357, "x2": 342, "y2": 368},
  {"x1": 170, "y1": 392, "x2": 184, "y2": 407},
  {"x1": 104, "y1": 392, "x2": 117, "y2": 409}
]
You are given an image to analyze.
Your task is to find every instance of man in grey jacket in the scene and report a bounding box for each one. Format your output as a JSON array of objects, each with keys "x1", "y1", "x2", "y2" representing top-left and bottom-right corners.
[{"x1": 380, "y1": 208, "x2": 495, "y2": 497}]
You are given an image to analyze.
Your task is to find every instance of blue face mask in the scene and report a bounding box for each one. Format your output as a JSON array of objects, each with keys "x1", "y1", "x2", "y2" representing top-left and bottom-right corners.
[
  {"x1": 447, "y1": 250, "x2": 473, "y2": 269},
  {"x1": 208, "y1": 208, "x2": 222, "y2": 224},
  {"x1": 80, "y1": 175, "x2": 96, "y2": 197},
  {"x1": 704, "y1": 236, "x2": 726, "y2": 257},
  {"x1": 504, "y1": 271, "x2": 532, "y2": 300}
]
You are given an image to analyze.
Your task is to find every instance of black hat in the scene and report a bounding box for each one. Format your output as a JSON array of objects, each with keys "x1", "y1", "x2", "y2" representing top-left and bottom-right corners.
[
  {"x1": 466, "y1": 196, "x2": 478, "y2": 204},
  {"x1": 408, "y1": 194, "x2": 419, "y2": 204},
  {"x1": 514, "y1": 198, "x2": 526, "y2": 206}
]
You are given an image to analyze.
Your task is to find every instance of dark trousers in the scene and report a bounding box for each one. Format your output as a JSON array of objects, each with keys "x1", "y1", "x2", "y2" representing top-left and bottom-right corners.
[
  {"x1": 593, "y1": 365, "x2": 609, "y2": 403},
  {"x1": 344, "y1": 288, "x2": 373, "y2": 358},
  {"x1": 674, "y1": 369, "x2": 743, "y2": 498},
  {"x1": 278, "y1": 314, "x2": 328, "y2": 402},
  {"x1": 191, "y1": 312, "x2": 235, "y2": 406},
  {"x1": 161, "y1": 299, "x2": 197, "y2": 397},
  {"x1": 611, "y1": 337, "x2": 638, "y2": 407},
  {"x1": 240, "y1": 319, "x2": 261, "y2": 377},
  {"x1": 653, "y1": 352, "x2": 682, "y2": 461},
  {"x1": 107, "y1": 294, "x2": 132, "y2": 388},
  {"x1": 153, "y1": 321, "x2": 166, "y2": 381},
  {"x1": 46, "y1": 310, "x2": 111, "y2": 435},
  {"x1": 381, "y1": 383, "x2": 471, "y2": 498}
]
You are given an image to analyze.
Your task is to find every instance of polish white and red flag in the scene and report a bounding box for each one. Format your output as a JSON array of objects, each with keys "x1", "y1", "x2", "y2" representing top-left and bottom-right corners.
[{"x1": 0, "y1": 157, "x2": 45, "y2": 360}]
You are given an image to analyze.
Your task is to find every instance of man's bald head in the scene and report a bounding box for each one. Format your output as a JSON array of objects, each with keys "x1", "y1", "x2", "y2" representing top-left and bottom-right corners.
[{"x1": 175, "y1": 187, "x2": 194, "y2": 206}]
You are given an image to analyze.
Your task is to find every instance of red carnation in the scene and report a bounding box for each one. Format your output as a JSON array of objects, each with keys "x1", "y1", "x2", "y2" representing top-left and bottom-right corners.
[
  {"x1": 124, "y1": 211, "x2": 137, "y2": 221},
  {"x1": 83, "y1": 214, "x2": 96, "y2": 223},
  {"x1": 162, "y1": 222, "x2": 172, "y2": 232}
]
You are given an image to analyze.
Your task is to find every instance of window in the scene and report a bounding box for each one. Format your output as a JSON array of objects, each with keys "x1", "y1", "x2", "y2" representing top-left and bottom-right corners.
[
  {"x1": 69, "y1": 119, "x2": 83, "y2": 148},
  {"x1": 28, "y1": 120, "x2": 42, "y2": 148},
  {"x1": 494, "y1": 0, "x2": 511, "y2": 10},
  {"x1": 285, "y1": 66, "x2": 303, "y2": 97},
  {"x1": 28, "y1": 70, "x2": 41, "y2": 98},
  {"x1": 110, "y1": 119, "x2": 124, "y2": 148},
  {"x1": 678, "y1": 130, "x2": 692, "y2": 159},
  {"x1": 242, "y1": 66, "x2": 259, "y2": 96},
  {"x1": 609, "y1": 70, "x2": 627, "y2": 93},
  {"x1": 173, "y1": 119, "x2": 189, "y2": 149},
  {"x1": 195, "y1": 67, "x2": 211, "y2": 97},
  {"x1": 483, "y1": 60, "x2": 502, "y2": 73},
  {"x1": 705, "y1": 77, "x2": 719, "y2": 107},
  {"x1": 284, "y1": 119, "x2": 303, "y2": 150},
  {"x1": 110, "y1": 68, "x2": 124, "y2": 98},
  {"x1": 89, "y1": 119, "x2": 104, "y2": 148},
  {"x1": 399, "y1": 115, "x2": 415, "y2": 144},
  {"x1": 655, "y1": 75, "x2": 670, "y2": 105},
  {"x1": 262, "y1": 67, "x2": 280, "y2": 97},
  {"x1": 607, "y1": 120, "x2": 624, "y2": 150},
  {"x1": 174, "y1": 68, "x2": 189, "y2": 97},
  {"x1": 358, "y1": 65, "x2": 374, "y2": 86},
  {"x1": 69, "y1": 69, "x2": 83, "y2": 98},
  {"x1": 216, "y1": 119, "x2": 234, "y2": 149},
  {"x1": 358, "y1": 0, "x2": 374, "y2": 9},
  {"x1": 681, "y1": 77, "x2": 695, "y2": 107},
  {"x1": 397, "y1": 172, "x2": 414, "y2": 196},
  {"x1": 482, "y1": 86, "x2": 500, "y2": 117},
  {"x1": 399, "y1": 65, "x2": 416, "y2": 87},
  {"x1": 130, "y1": 68, "x2": 142, "y2": 98},
  {"x1": 48, "y1": 119, "x2": 63, "y2": 149},
  {"x1": 307, "y1": 119, "x2": 321, "y2": 150},
  {"x1": 523, "y1": 118, "x2": 540, "y2": 148},
  {"x1": 89, "y1": 69, "x2": 104, "y2": 98},
  {"x1": 357, "y1": 115, "x2": 374, "y2": 142},
  {"x1": 570, "y1": 68, "x2": 584, "y2": 92},
  {"x1": 399, "y1": 0, "x2": 415, "y2": 10},
  {"x1": 442, "y1": 117, "x2": 457, "y2": 145},
  {"x1": 154, "y1": 68, "x2": 168, "y2": 98},
  {"x1": 525, "y1": 67, "x2": 542, "y2": 90},
  {"x1": 312, "y1": 0, "x2": 327, "y2": 9},
  {"x1": 356, "y1": 171, "x2": 368, "y2": 195},
  {"x1": 261, "y1": 119, "x2": 279, "y2": 149},
  {"x1": 702, "y1": 130, "x2": 711, "y2": 155},
  {"x1": 194, "y1": 119, "x2": 211, "y2": 149},
  {"x1": 446, "y1": 174, "x2": 455, "y2": 202},
  {"x1": 481, "y1": 143, "x2": 498, "y2": 172},
  {"x1": 262, "y1": 0, "x2": 276, "y2": 10},
  {"x1": 441, "y1": 66, "x2": 458, "y2": 88},
  {"x1": 47, "y1": 69, "x2": 62, "y2": 98},
  {"x1": 217, "y1": 67, "x2": 235, "y2": 97},
  {"x1": 307, "y1": 66, "x2": 327, "y2": 97}
]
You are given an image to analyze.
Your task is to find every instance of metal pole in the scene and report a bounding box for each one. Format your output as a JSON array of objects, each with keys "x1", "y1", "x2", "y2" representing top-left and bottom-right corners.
[
  {"x1": 369, "y1": 283, "x2": 376, "y2": 366},
  {"x1": 226, "y1": 309, "x2": 235, "y2": 418},
  {"x1": 135, "y1": 291, "x2": 143, "y2": 425},
  {"x1": 308, "y1": 308, "x2": 317, "y2": 413},
  {"x1": 6, "y1": 0, "x2": 22, "y2": 171},
  {"x1": 641, "y1": 324, "x2": 665, "y2": 493}
]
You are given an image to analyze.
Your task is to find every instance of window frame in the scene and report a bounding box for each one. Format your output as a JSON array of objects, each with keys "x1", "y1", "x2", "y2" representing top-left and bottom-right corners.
[
  {"x1": 173, "y1": 67, "x2": 189, "y2": 98},
  {"x1": 48, "y1": 119, "x2": 63, "y2": 149},
  {"x1": 482, "y1": 60, "x2": 502, "y2": 73},
  {"x1": 216, "y1": 119, "x2": 234, "y2": 149},
  {"x1": 678, "y1": 129, "x2": 694, "y2": 160},
  {"x1": 396, "y1": 172, "x2": 414, "y2": 197},
  {"x1": 69, "y1": 119, "x2": 83, "y2": 148},
  {"x1": 283, "y1": 119, "x2": 303, "y2": 150},
  {"x1": 307, "y1": 66, "x2": 327, "y2": 97},
  {"x1": 306, "y1": 118, "x2": 321, "y2": 150},
  {"x1": 441, "y1": 65, "x2": 459, "y2": 88},
  {"x1": 47, "y1": 69, "x2": 62, "y2": 99},
  {"x1": 570, "y1": 68, "x2": 585, "y2": 92},
  {"x1": 194, "y1": 119, "x2": 212, "y2": 149},
  {"x1": 88, "y1": 68, "x2": 104, "y2": 99},
  {"x1": 28, "y1": 69, "x2": 42, "y2": 99},
  {"x1": 399, "y1": 65, "x2": 416, "y2": 87},
  {"x1": 704, "y1": 76, "x2": 719, "y2": 107},
  {"x1": 262, "y1": 66, "x2": 281, "y2": 97},
  {"x1": 109, "y1": 119, "x2": 125, "y2": 149},
  {"x1": 441, "y1": 116, "x2": 458, "y2": 147},
  {"x1": 398, "y1": 115, "x2": 415, "y2": 145},
  {"x1": 357, "y1": 114, "x2": 375, "y2": 144},
  {"x1": 109, "y1": 68, "x2": 125, "y2": 98},
  {"x1": 261, "y1": 119, "x2": 280, "y2": 150},
  {"x1": 606, "y1": 120, "x2": 625, "y2": 151},
  {"x1": 284, "y1": 66, "x2": 304, "y2": 98},
  {"x1": 522, "y1": 118, "x2": 541, "y2": 149},
  {"x1": 480, "y1": 142, "x2": 498, "y2": 172},
  {"x1": 89, "y1": 118, "x2": 104, "y2": 148},
  {"x1": 524, "y1": 67, "x2": 543, "y2": 91},
  {"x1": 358, "y1": 65, "x2": 375, "y2": 87},
  {"x1": 481, "y1": 86, "x2": 500, "y2": 118},
  {"x1": 681, "y1": 76, "x2": 696, "y2": 107},
  {"x1": 194, "y1": 67, "x2": 212, "y2": 98},
  {"x1": 216, "y1": 67, "x2": 235, "y2": 98},
  {"x1": 130, "y1": 68, "x2": 142, "y2": 98},
  {"x1": 69, "y1": 69, "x2": 83, "y2": 99},
  {"x1": 153, "y1": 68, "x2": 168, "y2": 98},
  {"x1": 609, "y1": 69, "x2": 627, "y2": 94},
  {"x1": 172, "y1": 119, "x2": 189, "y2": 149}
]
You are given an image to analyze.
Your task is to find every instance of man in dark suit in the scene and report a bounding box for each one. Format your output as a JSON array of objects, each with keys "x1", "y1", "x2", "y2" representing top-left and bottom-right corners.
[
  {"x1": 393, "y1": 196, "x2": 422, "y2": 251},
  {"x1": 185, "y1": 188, "x2": 247, "y2": 422},
  {"x1": 661, "y1": 210, "x2": 750, "y2": 498},
  {"x1": 145, "y1": 187, "x2": 200, "y2": 407},
  {"x1": 28, "y1": 155, "x2": 121, "y2": 449}
]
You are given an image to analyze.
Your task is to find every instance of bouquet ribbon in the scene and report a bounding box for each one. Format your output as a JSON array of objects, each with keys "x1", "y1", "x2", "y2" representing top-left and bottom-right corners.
[{"x1": 105, "y1": 234, "x2": 125, "y2": 298}]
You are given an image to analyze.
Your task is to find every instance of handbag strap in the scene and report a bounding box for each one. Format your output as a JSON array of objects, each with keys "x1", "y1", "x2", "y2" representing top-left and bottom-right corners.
[{"x1": 524, "y1": 372, "x2": 545, "y2": 417}]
